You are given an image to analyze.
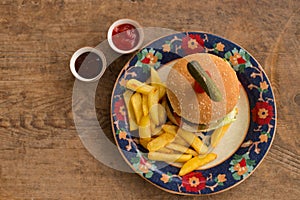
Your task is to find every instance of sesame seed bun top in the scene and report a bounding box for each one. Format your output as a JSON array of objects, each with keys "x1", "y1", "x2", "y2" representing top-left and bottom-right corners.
[{"x1": 166, "y1": 53, "x2": 240, "y2": 125}]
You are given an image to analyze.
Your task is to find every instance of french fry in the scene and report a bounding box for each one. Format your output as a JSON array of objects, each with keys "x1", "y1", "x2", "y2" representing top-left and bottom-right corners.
[
  {"x1": 148, "y1": 88, "x2": 160, "y2": 108},
  {"x1": 167, "y1": 162, "x2": 183, "y2": 168},
  {"x1": 151, "y1": 126, "x2": 164, "y2": 136},
  {"x1": 179, "y1": 153, "x2": 217, "y2": 176},
  {"x1": 147, "y1": 132, "x2": 175, "y2": 152},
  {"x1": 162, "y1": 97, "x2": 179, "y2": 126},
  {"x1": 177, "y1": 128, "x2": 208, "y2": 154},
  {"x1": 157, "y1": 84, "x2": 166, "y2": 100},
  {"x1": 165, "y1": 143, "x2": 198, "y2": 157},
  {"x1": 173, "y1": 136, "x2": 189, "y2": 147},
  {"x1": 123, "y1": 90, "x2": 138, "y2": 131},
  {"x1": 162, "y1": 124, "x2": 178, "y2": 135},
  {"x1": 150, "y1": 120, "x2": 156, "y2": 133},
  {"x1": 131, "y1": 92, "x2": 143, "y2": 125},
  {"x1": 211, "y1": 123, "x2": 231, "y2": 147},
  {"x1": 139, "y1": 115, "x2": 151, "y2": 139},
  {"x1": 149, "y1": 105, "x2": 160, "y2": 126},
  {"x1": 140, "y1": 138, "x2": 151, "y2": 149},
  {"x1": 150, "y1": 67, "x2": 162, "y2": 84},
  {"x1": 157, "y1": 147, "x2": 174, "y2": 154},
  {"x1": 152, "y1": 82, "x2": 166, "y2": 100},
  {"x1": 148, "y1": 152, "x2": 192, "y2": 163},
  {"x1": 142, "y1": 94, "x2": 149, "y2": 116},
  {"x1": 126, "y1": 79, "x2": 154, "y2": 95},
  {"x1": 150, "y1": 67, "x2": 166, "y2": 100},
  {"x1": 148, "y1": 88, "x2": 160, "y2": 125},
  {"x1": 157, "y1": 104, "x2": 167, "y2": 125}
]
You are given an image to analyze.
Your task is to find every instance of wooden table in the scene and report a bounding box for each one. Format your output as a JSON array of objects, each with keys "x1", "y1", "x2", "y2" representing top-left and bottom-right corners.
[{"x1": 1, "y1": 0, "x2": 299, "y2": 199}]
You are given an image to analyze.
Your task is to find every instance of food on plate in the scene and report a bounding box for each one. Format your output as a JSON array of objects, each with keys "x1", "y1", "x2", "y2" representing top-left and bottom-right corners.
[
  {"x1": 177, "y1": 128, "x2": 208, "y2": 155},
  {"x1": 166, "y1": 53, "x2": 240, "y2": 131},
  {"x1": 126, "y1": 79, "x2": 154, "y2": 95},
  {"x1": 147, "y1": 132, "x2": 175, "y2": 152},
  {"x1": 123, "y1": 90, "x2": 138, "y2": 131},
  {"x1": 138, "y1": 115, "x2": 151, "y2": 141},
  {"x1": 148, "y1": 88, "x2": 160, "y2": 126},
  {"x1": 150, "y1": 67, "x2": 166, "y2": 99},
  {"x1": 210, "y1": 123, "x2": 231, "y2": 147},
  {"x1": 161, "y1": 124, "x2": 178, "y2": 135},
  {"x1": 142, "y1": 94, "x2": 149, "y2": 116},
  {"x1": 130, "y1": 92, "x2": 143, "y2": 125},
  {"x1": 165, "y1": 143, "x2": 198, "y2": 157},
  {"x1": 123, "y1": 53, "x2": 240, "y2": 176},
  {"x1": 179, "y1": 153, "x2": 217, "y2": 176},
  {"x1": 148, "y1": 152, "x2": 192, "y2": 163},
  {"x1": 187, "y1": 60, "x2": 223, "y2": 102}
]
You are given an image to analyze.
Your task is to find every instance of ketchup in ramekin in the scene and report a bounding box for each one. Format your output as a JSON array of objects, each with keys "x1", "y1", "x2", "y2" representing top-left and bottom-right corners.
[
  {"x1": 108, "y1": 19, "x2": 144, "y2": 54},
  {"x1": 112, "y1": 23, "x2": 140, "y2": 51}
]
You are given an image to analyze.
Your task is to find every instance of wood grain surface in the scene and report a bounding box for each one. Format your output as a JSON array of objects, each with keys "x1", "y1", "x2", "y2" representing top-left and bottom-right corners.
[{"x1": 0, "y1": 0, "x2": 299, "y2": 199}]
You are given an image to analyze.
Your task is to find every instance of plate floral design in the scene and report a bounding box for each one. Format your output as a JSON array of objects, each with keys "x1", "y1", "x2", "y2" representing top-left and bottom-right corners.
[{"x1": 111, "y1": 32, "x2": 276, "y2": 195}]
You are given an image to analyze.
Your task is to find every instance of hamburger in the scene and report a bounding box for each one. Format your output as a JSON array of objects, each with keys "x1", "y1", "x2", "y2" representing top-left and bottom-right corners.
[{"x1": 166, "y1": 53, "x2": 240, "y2": 132}]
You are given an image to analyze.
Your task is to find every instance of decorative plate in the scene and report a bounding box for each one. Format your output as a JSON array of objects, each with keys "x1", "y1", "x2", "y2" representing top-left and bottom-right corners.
[{"x1": 111, "y1": 32, "x2": 276, "y2": 195}]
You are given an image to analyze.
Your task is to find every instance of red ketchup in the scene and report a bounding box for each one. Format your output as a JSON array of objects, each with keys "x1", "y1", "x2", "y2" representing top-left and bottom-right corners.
[{"x1": 112, "y1": 23, "x2": 139, "y2": 51}]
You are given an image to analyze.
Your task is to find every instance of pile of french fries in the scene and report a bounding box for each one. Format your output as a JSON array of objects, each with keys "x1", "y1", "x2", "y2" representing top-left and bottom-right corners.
[{"x1": 123, "y1": 67, "x2": 226, "y2": 176}]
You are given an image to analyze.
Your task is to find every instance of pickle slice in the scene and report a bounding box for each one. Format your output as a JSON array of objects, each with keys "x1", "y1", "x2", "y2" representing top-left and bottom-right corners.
[{"x1": 187, "y1": 60, "x2": 223, "y2": 102}]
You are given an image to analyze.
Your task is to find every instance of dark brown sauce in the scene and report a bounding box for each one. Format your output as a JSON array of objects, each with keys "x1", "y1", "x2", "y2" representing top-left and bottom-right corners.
[{"x1": 75, "y1": 52, "x2": 103, "y2": 79}]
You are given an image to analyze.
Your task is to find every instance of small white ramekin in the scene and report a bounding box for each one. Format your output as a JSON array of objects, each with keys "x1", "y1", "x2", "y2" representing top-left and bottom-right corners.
[
  {"x1": 70, "y1": 47, "x2": 106, "y2": 82},
  {"x1": 107, "y1": 19, "x2": 144, "y2": 54}
]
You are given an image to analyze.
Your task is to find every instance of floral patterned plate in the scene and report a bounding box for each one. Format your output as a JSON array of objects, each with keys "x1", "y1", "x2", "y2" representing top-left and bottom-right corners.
[{"x1": 111, "y1": 32, "x2": 276, "y2": 195}]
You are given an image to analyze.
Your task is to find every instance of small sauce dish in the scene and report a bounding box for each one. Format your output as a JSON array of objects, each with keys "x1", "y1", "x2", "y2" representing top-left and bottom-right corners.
[
  {"x1": 107, "y1": 19, "x2": 144, "y2": 54},
  {"x1": 70, "y1": 47, "x2": 106, "y2": 82}
]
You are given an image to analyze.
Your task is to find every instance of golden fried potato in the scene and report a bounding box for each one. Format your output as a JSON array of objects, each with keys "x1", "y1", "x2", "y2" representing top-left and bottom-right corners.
[
  {"x1": 131, "y1": 92, "x2": 143, "y2": 125},
  {"x1": 148, "y1": 152, "x2": 192, "y2": 163},
  {"x1": 177, "y1": 128, "x2": 208, "y2": 154},
  {"x1": 148, "y1": 88, "x2": 160, "y2": 125},
  {"x1": 140, "y1": 138, "x2": 151, "y2": 149},
  {"x1": 147, "y1": 132, "x2": 175, "y2": 152},
  {"x1": 211, "y1": 123, "x2": 231, "y2": 147},
  {"x1": 162, "y1": 124, "x2": 178, "y2": 135},
  {"x1": 166, "y1": 143, "x2": 198, "y2": 157},
  {"x1": 142, "y1": 94, "x2": 149, "y2": 116},
  {"x1": 139, "y1": 115, "x2": 151, "y2": 139},
  {"x1": 162, "y1": 97, "x2": 179, "y2": 126},
  {"x1": 126, "y1": 79, "x2": 154, "y2": 94},
  {"x1": 179, "y1": 153, "x2": 217, "y2": 176},
  {"x1": 150, "y1": 67, "x2": 166, "y2": 100},
  {"x1": 123, "y1": 90, "x2": 138, "y2": 131}
]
